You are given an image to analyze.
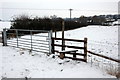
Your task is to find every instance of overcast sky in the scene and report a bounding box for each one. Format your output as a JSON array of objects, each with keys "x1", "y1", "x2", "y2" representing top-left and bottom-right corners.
[{"x1": 0, "y1": 0, "x2": 119, "y2": 20}]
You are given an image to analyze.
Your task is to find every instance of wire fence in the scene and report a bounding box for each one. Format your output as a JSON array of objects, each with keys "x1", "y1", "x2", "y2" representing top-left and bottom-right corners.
[{"x1": 58, "y1": 38, "x2": 119, "y2": 74}]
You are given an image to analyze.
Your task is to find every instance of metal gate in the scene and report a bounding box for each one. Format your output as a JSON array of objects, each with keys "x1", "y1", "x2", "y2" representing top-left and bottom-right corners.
[{"x1": 2, "y1": 29, "x2": 52, "y2": 54}]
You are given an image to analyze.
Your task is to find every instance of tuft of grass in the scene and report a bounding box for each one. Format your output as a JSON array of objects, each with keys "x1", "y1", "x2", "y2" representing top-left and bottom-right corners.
[{"x1": 106, "y1": 65, "x2": 120, "y2": 79}]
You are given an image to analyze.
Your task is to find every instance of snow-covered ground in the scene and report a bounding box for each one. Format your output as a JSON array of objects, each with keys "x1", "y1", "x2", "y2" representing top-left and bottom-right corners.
[
  {"x1": 1, "y1": 43, "x2": 114, "y2": 78},
  {"x1": 0, "y1": 22, "x2": 119, "y2": 78},
  {"x1": 0, "y1": 21, "x2": 11, "y2": 79},
  {"x1": 54, "y1": 25, "x2": 119, "y2": 77}
]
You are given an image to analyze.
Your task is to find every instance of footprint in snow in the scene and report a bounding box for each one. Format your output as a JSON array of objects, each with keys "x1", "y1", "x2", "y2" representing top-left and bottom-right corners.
[
  {"x1": 60, "y1": 69, "x2": 63, "y2": 72},
  {"x1": 58, "y1": 63, "x2": 63, "y2": 65}
]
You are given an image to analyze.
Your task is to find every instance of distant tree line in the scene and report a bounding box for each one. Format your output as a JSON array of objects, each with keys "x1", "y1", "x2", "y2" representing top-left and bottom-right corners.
[
  {"x1": 9, "y1": 15, "x2": 87, "y2": 33},
  {"x1": 9, "y1": 14, "x2": 120, "y2": 35}
]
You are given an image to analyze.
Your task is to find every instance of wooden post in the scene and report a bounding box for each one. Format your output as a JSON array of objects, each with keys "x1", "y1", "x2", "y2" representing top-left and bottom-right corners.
[
  {"x1": 16, "y1": 30, "x2": 19, "y2": 48},
  {"x1": 48, "y1": 30, "x2": 52, "y2": 54},
  {"x1": 62, "y1": 20, "x2": 65, "y2": 51},
  {"x1": 73, "y1": 53, "x2": 76, "y2": 58},
  {"x1": 52, "y1": 38, "x2": 55, "y2": 54},
  {"x1": 60, "y1": 53, "x2": 65, "y2": 59},
  {"x1": 60, "y1": 20, "x2": 65, "y2": 59},
  {"x1": 3, "y1": 28, "x2": 7, "y2": 46},
  {"x1": 55, "y1": 30, "x2": 57, "y2": 38},
  {"x1": 84, "y1": 38, "x2": 87, "y2": 62},
  {"x1": 30, "y1": 31, "x2": 32, "y2": 52}
]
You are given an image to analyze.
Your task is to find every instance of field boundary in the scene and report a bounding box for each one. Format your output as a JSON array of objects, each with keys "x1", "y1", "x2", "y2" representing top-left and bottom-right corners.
[
  {"x1": 87, "y1": 50, "x2": 120, "y2": 63},
  {"x1": 51, "y1": 37, "x2": 88, "y2": 62},
  {"x1": 2, "y1": 28, "x2": 52, "y2": 54}
]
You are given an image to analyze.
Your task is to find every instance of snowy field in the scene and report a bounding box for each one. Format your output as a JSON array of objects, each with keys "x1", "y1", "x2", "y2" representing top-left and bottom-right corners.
[
  {"x1": 55, "y1": 25, "x2": 118, "y2": 59},
  {"x1": 0, "y1": 21, "x2": 119, "y2": 78},
  {"x1": 54, "y1": 25, "x2": 119, "y2": 77}
]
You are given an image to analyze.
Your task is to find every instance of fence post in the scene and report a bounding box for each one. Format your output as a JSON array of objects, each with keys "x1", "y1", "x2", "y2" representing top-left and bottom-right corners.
[
  {"x1": 16, "y1": 30, "x2": 19, "y2": 48},
  {"x1": 49, "y1": 30, "x2": 52, "y2": 54},
  {"x1": 51, "y1": 37, "x2": 55, "y2": 54},
  {"x1": 62, "y1": 20, "x2": 65, "y2": 51},
  {"x1": 3, "y1": 28, "x2": 7, "y2": 46},
  {"x1": 55, "y1": 30, "x2": 57, "y2": 38},
  {"x1": 84, "y1": 38, "x2": 87, "y2": 62},
  {"x1": 30, "y1": 31, "x2": 32, "y2": 52}
]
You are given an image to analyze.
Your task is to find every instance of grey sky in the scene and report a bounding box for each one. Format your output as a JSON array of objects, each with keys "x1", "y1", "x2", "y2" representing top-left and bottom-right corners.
[{"x1": 0, "y1": 0, "x2": 119, "y2": 20}]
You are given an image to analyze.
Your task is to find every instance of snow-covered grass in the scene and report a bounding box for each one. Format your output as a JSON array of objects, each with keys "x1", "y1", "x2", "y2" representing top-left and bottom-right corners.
[
  {"x1": 1, "y1": 43, "x2": 114, "y2": 78},
  {"x1": 106, "y1": 64, "x2": 120, "y2": 78},
  {"x1": 0, "y1": 23, "x2": 119, "y2": 78}
]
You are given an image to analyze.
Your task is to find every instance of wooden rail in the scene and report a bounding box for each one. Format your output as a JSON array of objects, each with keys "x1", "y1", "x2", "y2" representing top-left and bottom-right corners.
[
  {"x1": 52, "y1": 37, "x2": 86, "y2": 42},
  {"x1": 52, "y1": 44, "x2": 85, "y2": 49},
  {"x1": 51, "y1": 37, "x2": 87, "y2": 62},
  {"x1": 87, "y1": 50, "x2": 120, "y2": 63},
  {"x1": 54, "y1": 50, "x2": 85, "y2": 56}
]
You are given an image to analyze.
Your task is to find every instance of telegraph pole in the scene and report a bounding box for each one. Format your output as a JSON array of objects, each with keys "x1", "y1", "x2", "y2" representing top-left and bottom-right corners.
[
  {"x1": 69, "y1": 8, "x2": 73, "y2": 21},
  {"x1": 69, "y1": 8, "x2": 73, "y2": 30}
]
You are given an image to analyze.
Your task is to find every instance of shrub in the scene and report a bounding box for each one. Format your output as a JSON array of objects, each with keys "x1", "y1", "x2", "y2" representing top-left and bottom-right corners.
[{"x1": 10, "y1": 15, "x2": 88, "y2": 33}]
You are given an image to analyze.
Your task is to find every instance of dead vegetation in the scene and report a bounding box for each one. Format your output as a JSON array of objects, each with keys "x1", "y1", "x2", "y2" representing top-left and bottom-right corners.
[{"x1": 106, "y1": 64, "x2": 120, "y2": 79}]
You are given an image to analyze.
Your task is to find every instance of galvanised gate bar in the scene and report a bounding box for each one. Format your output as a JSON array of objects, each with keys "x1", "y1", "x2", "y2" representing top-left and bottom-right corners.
[{"x1": 3, "y1": 29, "x2": 52, "y2": 54}]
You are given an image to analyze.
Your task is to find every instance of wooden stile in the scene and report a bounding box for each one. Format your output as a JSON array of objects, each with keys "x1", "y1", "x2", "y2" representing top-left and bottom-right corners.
[{"x1": 51, "y1": 37, "x2": 88, "y2": 62}]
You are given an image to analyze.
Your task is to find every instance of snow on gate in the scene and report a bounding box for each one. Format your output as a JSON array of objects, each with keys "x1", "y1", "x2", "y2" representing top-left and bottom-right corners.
[{"x1": 2, "y1": 29, "x2": 52, "y2": 54}]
